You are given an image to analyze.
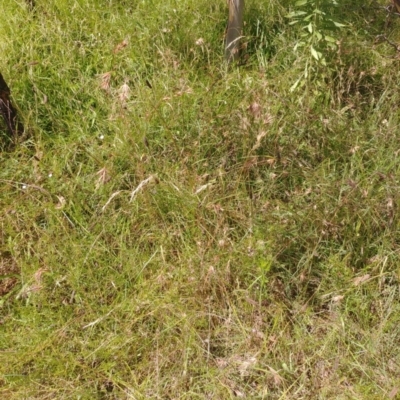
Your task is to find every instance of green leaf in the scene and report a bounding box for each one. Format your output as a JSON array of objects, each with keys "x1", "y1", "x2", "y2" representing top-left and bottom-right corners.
[
  {"x1": 294, "y1": 41, "x2": 305, "y2": 51},
  {"x1": 332, "y1": 21, "x2": 346, "y2": 28},
  {"x1": 324, "y1": 35, "x2": 336, "y2": 43},
  {"x1": 290, "y1": 76, "x2": 302, "y2": 92},
  {"x1": 310, "y1": 46, "x2": 320, "y2": 60},
  {"x1": 307, "y1": 22, "x2": 313, "y2": 33},
  {"x1": 295, "y1": 0, "x2": 309, "y2": 6},
  {"x1": 286, "y1": 11, "x2": 307, "y2": 18}
]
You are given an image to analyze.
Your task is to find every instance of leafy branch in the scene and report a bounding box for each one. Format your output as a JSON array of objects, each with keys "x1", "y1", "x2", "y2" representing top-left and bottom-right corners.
[{"x1": 287, "y1": 0, "x2": 346, "y2": 90}]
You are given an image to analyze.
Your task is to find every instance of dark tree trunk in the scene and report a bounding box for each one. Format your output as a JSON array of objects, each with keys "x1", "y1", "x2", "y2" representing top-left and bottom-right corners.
[{"x1": 0, "y1": 73, "x2": 24, "y2": 139}]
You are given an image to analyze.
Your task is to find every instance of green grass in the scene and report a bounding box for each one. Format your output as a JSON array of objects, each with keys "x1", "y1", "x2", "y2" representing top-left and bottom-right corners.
[{"x1": 1, "y1": 0, "x2": 400, "y2": 398}]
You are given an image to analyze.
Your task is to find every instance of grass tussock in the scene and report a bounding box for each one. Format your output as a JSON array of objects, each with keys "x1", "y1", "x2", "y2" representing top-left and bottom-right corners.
[{"x1": 1, "y1": 0, "x2": 400, "y2": 398}]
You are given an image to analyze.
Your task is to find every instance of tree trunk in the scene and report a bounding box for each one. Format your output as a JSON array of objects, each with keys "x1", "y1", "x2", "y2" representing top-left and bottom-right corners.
[
  {"x1": 225, "y1": 0, "x2": 244, "y2": 62},
  {"x1": 0, "y1": 73, "x2": 23, "y2": 139}
]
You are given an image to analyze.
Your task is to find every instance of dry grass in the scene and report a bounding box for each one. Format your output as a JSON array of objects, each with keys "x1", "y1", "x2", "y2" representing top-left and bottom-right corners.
[{"x1": 1, "y1": 0, "x2": 400, "y2": 399}]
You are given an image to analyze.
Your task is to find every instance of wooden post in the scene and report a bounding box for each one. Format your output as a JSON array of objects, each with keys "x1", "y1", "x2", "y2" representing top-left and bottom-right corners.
[
  {"x1": 225, "y1": 0, "x2": 244, "y2": 62},
  {"x1": 0, "y1": 73, "x2": 24, "y2": 139}
]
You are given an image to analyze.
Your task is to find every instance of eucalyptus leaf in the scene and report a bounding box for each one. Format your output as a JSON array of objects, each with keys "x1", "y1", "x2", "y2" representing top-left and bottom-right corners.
[
  {"x1": 310, "y1": 46, "x2": 320, "y2": 60},
  {"x1": 325, "y1": 35, "x2": 336, "y2": 42},
  {"x1": 333, "y1": 21, "x2": 346, "y2": 28},
  {"x1": 286, "y1": 11, "x2": 307, "y2": 18},
  {"x1": 295, "y1": 0, "x2": 309, "y2": 6}
]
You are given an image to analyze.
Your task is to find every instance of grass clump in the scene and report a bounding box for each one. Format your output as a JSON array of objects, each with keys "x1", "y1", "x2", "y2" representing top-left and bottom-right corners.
[{"x1": 1, "y1": 0, "x2": 400, "y2": 398}]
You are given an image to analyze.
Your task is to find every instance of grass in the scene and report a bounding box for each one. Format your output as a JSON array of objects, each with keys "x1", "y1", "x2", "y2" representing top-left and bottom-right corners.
[{"x1": 1, "y1": 0, "x2": 400, "y2": 398}]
